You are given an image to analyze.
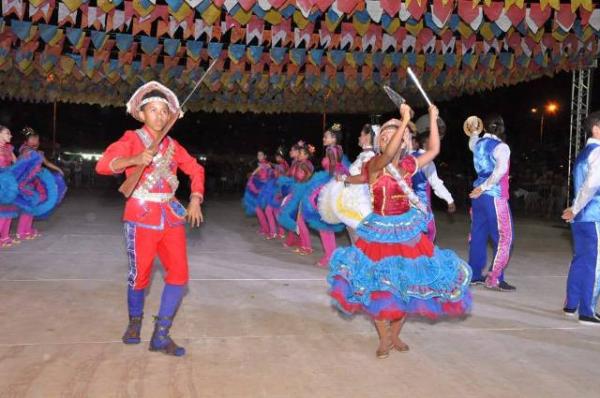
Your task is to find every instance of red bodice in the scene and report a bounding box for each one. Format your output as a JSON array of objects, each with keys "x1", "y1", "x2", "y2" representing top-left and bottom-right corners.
[
  {"x1": 321, "y1": 145, "x2": 346, "y2": 175},
  {"x1": 254, "y1": 160, "x2": 273, "y2": 181},
  {"x1": 294, "y1": 159, "x2": 314, "y2": 182},
  {"x1": 370, "y1": 155, "x2": 418, "y2": 216},
  {"x1": 274, "y1": 159, "x2": 289, "y2": 177},
  {"x1": 0, "y1": 144, "x2": 14, "y2": 168}
]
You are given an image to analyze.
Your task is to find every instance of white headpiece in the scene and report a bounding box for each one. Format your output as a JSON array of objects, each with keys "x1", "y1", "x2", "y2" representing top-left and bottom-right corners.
[{"x1": 125, "y1": 81, "x2": 182, "y2": 122}]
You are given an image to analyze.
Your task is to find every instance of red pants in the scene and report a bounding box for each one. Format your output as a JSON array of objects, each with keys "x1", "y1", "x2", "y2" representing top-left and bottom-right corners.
[{"x1": 124, "y1": 222, "x2": 189, "y2": 290}]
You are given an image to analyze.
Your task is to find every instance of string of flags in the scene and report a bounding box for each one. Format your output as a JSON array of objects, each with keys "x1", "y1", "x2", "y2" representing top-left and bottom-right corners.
[{"x1": 0, "y1": 0, "x2": 598, "y2": 113}]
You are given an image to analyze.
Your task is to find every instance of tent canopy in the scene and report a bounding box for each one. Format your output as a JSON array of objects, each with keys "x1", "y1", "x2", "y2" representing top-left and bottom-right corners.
[{"x1": 0, "y1": 0, "x2": 598, "y2": 113}]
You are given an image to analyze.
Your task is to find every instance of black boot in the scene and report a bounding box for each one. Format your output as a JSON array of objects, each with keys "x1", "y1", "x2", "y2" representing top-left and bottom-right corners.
[
  {"x1": 122, "y1": 315, "x2": 143, "y2": 345},
  {"x1": 149, "y1": 316, "x2": 186, "y2": 356}
]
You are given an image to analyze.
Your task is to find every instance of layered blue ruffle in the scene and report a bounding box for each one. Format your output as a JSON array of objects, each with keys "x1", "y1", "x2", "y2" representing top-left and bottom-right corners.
[
  {"x1": 301, "y1": 171, "x2": 345, "y2": 232},
  {"x1": 15, "y1": 168, "x2": 60, "y2": 217},
  {"x1": 277, "y1": 180, "x2": 310, "y2": 232},
  {"x1": 242, "y1": 176, "x2": 266, "y2": 216},
  {"x1": 36, "y1": 172, "x2": 67, "y2": 219},
  {"x1": 328, "y1": 245, "x2": 472, "y2": 318},
  {"x1": 356, "y1": 208, "x2": 432, "y2": 243},
  {"x1": 0, "y1": 153, "x2": 45, "y2": 218},
  {"x1": 257, "y1": 178, "x2": 277, "y2": 209},
  {"x1": 0, "y1": 170, "x2": 18, "y2": 205}
]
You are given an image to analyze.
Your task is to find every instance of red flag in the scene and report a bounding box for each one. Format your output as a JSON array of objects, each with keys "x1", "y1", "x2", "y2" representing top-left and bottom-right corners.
[
  {"x1": 527, "y1": 3, "x2": 552, "y2": 30},
  {"x1": 483, "y1": 1, "x2": 503, "y2": 22},
  {"x1": 505, "y1": 4, "x2": 525, "y2": 27},
  {"x1": 315, "y1": 0, "x2": 334, "y2": 13},
  {"x1": 408, "y1": 0, "x2": 427, "y2": 21},
  {"x1": 380, "y1": 0, "x2": 400, "y2": 17},
  {"x1": 556, "y1": 3, "x2": 576, "y2": 31},
  {"x1": 336, "y1": 0, "x2": 360, "y2": 14},
  {"x1": 432, "y1": 0, "x2": 454, "y2": 26}
]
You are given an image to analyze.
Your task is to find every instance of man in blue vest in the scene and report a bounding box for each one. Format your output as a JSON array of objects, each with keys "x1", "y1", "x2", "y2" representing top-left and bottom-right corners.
[
  {"x1": 468, "y1": 114, "x2": 516, "y2": 291},
  {"x1": 562, "y1": 111, "x2": 600, "y2": 325}
]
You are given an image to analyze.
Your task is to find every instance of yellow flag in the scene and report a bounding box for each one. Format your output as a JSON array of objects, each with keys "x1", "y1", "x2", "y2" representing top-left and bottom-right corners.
[
  {"x1": 232, "y1": 8, "x2": 253, "y2": 26},
  {"x1": 293, "y1": 11, "x2": 310, "y2": 30},
  {"x1": 540, "y1": 0, "x2": 560, "y2": 11},
  {"x1": 201, "y1": 4, "x2": 222, "y2": 25},
  {"x1": 62, "y1": 0, "x2": 83, "y2": 12},
  {"x1": 98, "y1": 0, "x2": 117, "y2": 13},
  {"x1": 132, "y1": 0, "x2": 155, "y2": 18},
  {"x1": 171, "y1": 2, "x2": 193, "y2": 23},
  {"x1": 264, "y1": 10, "x2": 282, "y2": 25}
]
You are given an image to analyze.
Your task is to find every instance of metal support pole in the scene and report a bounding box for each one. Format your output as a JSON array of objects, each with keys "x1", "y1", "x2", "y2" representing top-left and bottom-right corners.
[
  {"x1": 52, "y1": 101, "x2": 57, "y2": 159},
  {"x1": 567, "y1": 61, "x2": 596, "y2": 206}
]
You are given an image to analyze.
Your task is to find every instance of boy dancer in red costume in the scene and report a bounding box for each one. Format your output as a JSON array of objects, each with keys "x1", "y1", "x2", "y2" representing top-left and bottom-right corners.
[{"x1": 96, "y1": 81, "x2": 205, "y2": 356}]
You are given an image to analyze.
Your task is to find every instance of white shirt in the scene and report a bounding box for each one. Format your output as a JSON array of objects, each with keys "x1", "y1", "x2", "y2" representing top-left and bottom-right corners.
[
  {"x1": 349, "y1": 147, "x2": 375, "y2": 176},
  {"x1": 416, "y1": 149, "x2": 454, "y2": 205},
  {"x1": 572, "y1": 138, "x2": 600, "y2": 216},
  {"x1": 469, "y1": 133, "x2": 511, "y2": 192}
]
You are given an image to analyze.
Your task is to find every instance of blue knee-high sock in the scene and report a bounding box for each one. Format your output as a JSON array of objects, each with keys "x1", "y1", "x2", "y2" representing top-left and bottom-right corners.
[
  {"x1": 153, "y1": 284, "x2": 185, "y2": 355},
  {"x1": 127, "y1": 287, "x2": 145, "y2": 317},
  {"x1": 157, "y1": 284, "x2": 185, "y2": 321}
]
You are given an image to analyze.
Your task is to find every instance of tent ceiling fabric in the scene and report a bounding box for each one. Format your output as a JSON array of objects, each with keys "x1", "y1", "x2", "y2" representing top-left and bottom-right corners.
[{"x1": 0, "y1": 0, "x2": 599, "y2": 113}]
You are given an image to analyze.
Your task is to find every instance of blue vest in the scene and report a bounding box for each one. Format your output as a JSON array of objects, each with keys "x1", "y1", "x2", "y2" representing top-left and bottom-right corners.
[
  {"x1": 573, "y1": 143, "x2": 600, "y2": 222},
  {"x1": 411, "y1": 151, "x2": 429, "y2": 206},
  {"x1": 473, "y1": 137, "x2": 502, "y2": 198}
]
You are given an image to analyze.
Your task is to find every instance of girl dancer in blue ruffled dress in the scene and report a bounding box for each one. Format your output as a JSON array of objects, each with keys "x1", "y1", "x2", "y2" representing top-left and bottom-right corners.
[
  {"x1": 327, "y1": 104, "x2": 472, "y2": 358},
  {"x1": 302, "y1": 124, "x2": 351, "y2": 267}
]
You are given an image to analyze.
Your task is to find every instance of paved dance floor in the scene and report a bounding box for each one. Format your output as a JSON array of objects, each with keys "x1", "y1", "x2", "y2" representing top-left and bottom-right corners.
[{"x1": 1, "y1": 190, "x2": 598, "y2": 398}]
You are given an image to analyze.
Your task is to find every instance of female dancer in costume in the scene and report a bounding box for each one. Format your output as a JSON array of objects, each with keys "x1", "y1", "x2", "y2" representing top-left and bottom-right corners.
[
  {"x1": 0, "y1": 126, "x2": 18, "y2": 247},
  {"x1": 260, "y1": 146, "x2": 289, "y2": 240},
  {"x1": 16, "y1": 127, "x2": 65, "y2": 240},
  {"x1": 327, "y1": 104, "x2": 471, "y2": 359},
  {"x1": 281, "y1": 143, "x2": 301, "y2": 248},
  {"x1": 329, "y1": 124, "x2": 378, "y2": 243},
  {"x1": 243, "y1": 151, "x2": 274, "y2": 237},
  {"x1": 278, "y1": 144, "x2": 315, "y2": 255},
  {"x1": 302, "y1": 124, "x2": 350, "y2": 267}
]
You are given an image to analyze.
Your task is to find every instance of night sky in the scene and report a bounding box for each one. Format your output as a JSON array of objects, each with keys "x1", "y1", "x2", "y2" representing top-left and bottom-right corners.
[{"x1": 1, "y1": 67, "x2": 598, "y2": 176}]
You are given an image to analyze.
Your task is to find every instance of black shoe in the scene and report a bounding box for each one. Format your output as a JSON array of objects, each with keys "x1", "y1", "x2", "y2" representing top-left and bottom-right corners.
[
  {"x1": 484, "y1": 280, "x2": 516, "y2": 291},
  {"x1": 563, "y1": 307, "x2": 577, "y2": 317},
  {"x1": 470, "y1": 278, "x2": 485, "y2": 286},
  {"x1": 122, "y1": 315, "x2": 143, "y2": 345},
  {"x1": 497, "y1": 281, "x2": 516, "y2": 291},
  {"x1": 149, "y1": 316, "x2": 186, "y2": 356},
  {"x1": 578, "y1": 315, "x2": 600, "y2": 325}
]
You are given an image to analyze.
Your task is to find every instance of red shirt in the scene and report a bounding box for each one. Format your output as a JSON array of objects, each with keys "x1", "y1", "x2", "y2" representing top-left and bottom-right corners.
[{"x1": 96, "y1": 126, "x2": 205, "y2": 228}]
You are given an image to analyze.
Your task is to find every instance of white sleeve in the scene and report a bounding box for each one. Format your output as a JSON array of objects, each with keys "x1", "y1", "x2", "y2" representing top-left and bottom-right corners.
[
  {"x1": 423, "y1": 162, "x2": 454, "y2": 204},
  {"x1": 572, "y1": 147, "x2": 600, "y2": 216},
  {"x1": 480, "y1": 143, "x2": 510, "y2": 192},
  {"x1": 468, "y1": 134, "x2": 480, "y2": 152}
]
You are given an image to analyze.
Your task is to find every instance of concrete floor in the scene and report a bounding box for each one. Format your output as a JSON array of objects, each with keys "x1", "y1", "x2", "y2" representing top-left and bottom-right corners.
[{"x1": 0, "y1": 190, "x2": 598, "y2": 398}]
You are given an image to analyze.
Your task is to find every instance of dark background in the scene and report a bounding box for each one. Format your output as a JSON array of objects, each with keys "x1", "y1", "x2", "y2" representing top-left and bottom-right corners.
[{"x1": 1, "y1": 68, "x2": 599, "y2": 211}]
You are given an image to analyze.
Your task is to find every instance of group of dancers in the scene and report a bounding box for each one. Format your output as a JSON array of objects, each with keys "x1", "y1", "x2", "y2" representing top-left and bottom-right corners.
[
  {"x1": 87, "y1": 77, "x2": 600, "y2": 359},
  {"x1": 243, "y1": 105, "x2": 476, "y2": 357},
  {"x1": 243, "y1": 104, "x2": 600, "y2": 356},
  {"x1": 0, "y1": 126, "x2": 66, "y2": 248}
]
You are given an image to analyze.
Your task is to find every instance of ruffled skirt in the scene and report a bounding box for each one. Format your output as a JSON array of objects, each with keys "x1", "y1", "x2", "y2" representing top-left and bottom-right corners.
[
  {"x1": 328, "y1": 209, "x2": 472, "y2": 320},
  {"x1": 277, "y1": 178, "x2": 310, "y2": 232},
  {"x1": 1, "y1": 153, "x2": 65, "y2": 218},
  {"x1": 301, "y1": 171, "x2": 345, "y2": 232}
]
